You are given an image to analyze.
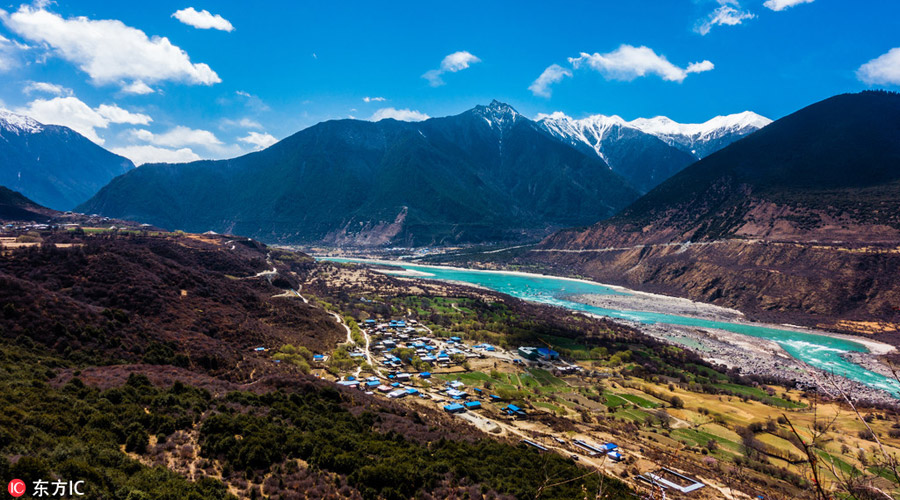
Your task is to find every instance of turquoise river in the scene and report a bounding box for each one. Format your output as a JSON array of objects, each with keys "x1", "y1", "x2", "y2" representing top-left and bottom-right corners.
[{"x1": 324, "y1": 258, "x2": 900, "y2": 398}]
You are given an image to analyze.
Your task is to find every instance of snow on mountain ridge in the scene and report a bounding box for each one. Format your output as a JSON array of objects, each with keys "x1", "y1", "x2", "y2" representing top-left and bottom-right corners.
[
  {"x1": 0, "y1": 109, "x2": 44, "y2": 134},
  {"x1": 473, "y1": 99, "x2": 522, "y2": 132},
  {"x1": 538, "y1": 110, "x2": 771, "y2": 159},
  {"x1": 629, "y1": 111, "x2": 771, "y2": 140}
]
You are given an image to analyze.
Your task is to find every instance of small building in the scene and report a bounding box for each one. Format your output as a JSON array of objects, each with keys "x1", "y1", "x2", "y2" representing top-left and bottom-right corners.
[
  {"x1": 518, "y1": 347, "x2": 539, "y2": 360},
  {"x1": 572, "y1": 440, "x2": 605, "y2": 456},
  {"x1": 446, "y1": 389, "x2": 467, "y2": 399},
  {"x1": 489, "y1": 395, "x2": 502, "y2": 402},
  {"x1": 388, "y1": 389, "x2": 407, "y2": 398},
  {"x1": 521, "y1": 439, "x2": 548, "y2": 451},
  {"x1": 503, "y1": 404, "x2": 527, "y2": 417},
  {"x1": 606, "y1": 451, "x2": 623, "y2": 462},
  {"x1": 465, "y1": 401, "x2": 482, "y2": 410},
  {"x1": 537, "y1": 347, "x2": 559, "y2": 361},
  {"x1": 406, "y1": 388, "x2": 419, "y2": 396},
  {"x1": 444, "y1": 403, "x2": 466, "y2": 414},
  {"x1": 419, "y1": 372, "x2": 432, "y2": 378},
  {"x1": 641, "y1": 469, "x2": 705, "y2": 494}
]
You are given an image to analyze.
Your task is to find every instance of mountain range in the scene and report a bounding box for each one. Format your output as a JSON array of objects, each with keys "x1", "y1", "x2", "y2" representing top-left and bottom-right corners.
[
  {"x1": 77, "y1": 101, "x2": 640, "y2": 246},
  {"x1": 524, "y1": 91, "x2": 900, "y2": 334},
  {"x1": 0, "y1": 110, "x2": 134, "y2": 210},
  {"x1": 73, "y1": 101, "x2": 770, "y2": 246},
  {"x1": 542, "y1": 91, "x2": 900, "y2": 248},
  {"x1": 537, "y1": 110, "x2": 770, "y2": 192}
]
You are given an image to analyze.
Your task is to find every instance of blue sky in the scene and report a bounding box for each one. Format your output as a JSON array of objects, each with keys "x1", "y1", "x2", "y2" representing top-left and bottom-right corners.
[{"x1": 1, "y1": 0, "x2": 898, "y2": 164}]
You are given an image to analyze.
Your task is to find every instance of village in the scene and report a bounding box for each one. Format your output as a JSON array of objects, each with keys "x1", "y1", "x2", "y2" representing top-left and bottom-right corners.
[{"x1": 255, "y1": 315, "x2": 713, "y2": 496}]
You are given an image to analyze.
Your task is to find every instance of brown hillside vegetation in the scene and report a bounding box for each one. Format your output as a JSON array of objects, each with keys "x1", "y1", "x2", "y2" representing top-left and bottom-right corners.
[{"x1": 0, "y1": 233, "x2": 344, "y2": 381}]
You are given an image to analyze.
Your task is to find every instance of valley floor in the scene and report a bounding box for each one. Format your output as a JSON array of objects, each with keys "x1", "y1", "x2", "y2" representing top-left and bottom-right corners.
[{"x1": 325, "y1": 255, "x2": 900, "y2": 404}]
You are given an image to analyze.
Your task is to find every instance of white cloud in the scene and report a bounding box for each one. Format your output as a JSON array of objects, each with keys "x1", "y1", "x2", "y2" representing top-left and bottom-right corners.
[
  {"x1": 1, "y1": 5, "x2": 220, "y2": 90},
  {"x1": 172, "y1": 7, "x2": 233, "y2": 32},
  {"x1": 0, "y1": 35, "x2": 12, "y2": 71},
  {"x1": 96, "y1": 104, "x2": 152, "y2": 125},
  {"x1": 857, "y1": 47, "x2": 900, "y2": 86},
  {"x1": 763, "y1": 0, "x2": 814, "y2": 11},
  {"x1": 111, "y1": 145, "x2": 201, "y2": 166},
  {"x1": 696, "y1": 4, "x2": 756, "y2": 35},
  {"x1": 363, "y1": 96, "x2": 386, "y2": 102},
  {"x1": 222, "y1": 117, "x2": 263, "y2": 129},
  {"x1": 238, "y1": 131, "x2": 277, "y2": 150},
  {"x1": 528, "y1": 64, "x2": 572, "y2": 98},
  {"x1": 422, "y1": 51, "x2": 481, "y2": 86},
  {"x1": 234, "y1": 90, "x2": 269, "y2": 111},
  {"x1": 128, "y1": 125, "x2": 222, "y2": 148},
  {"x1": 568, "y1": 45, "x2": 713, "y2": 83},
  {"x1": 121, "y1": 80, "x2": 154, "y2": 95},
  {"x1": 686, "y1": 60, "x2": 715, "y2": 73},
  {"x1": 369, "y1": 107, "x2": 430, "y2": 122},
  {"x1": 15, "y1": 96, "x2": 151, "y2": 144},
  {"x1": 23, "y1": 81, "x2": 73, "y2": 96}
]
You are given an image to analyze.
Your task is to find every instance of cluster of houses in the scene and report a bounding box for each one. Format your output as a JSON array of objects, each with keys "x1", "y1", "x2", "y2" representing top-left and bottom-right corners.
[
  {"x1": 366, "y1": 318, "x2": 498, "y2": 369},
  {"x1": 336, "y1": 373, "x2": 428, "y2": 399}
]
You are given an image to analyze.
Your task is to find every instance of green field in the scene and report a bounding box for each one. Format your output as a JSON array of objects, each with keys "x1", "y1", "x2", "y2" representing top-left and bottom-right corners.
[
  {"x1": 713, "y1": 383, "x2": 806, "y2": 409},
  {"x1": 620, "y1": 393, "x2": 660, "y2": 408}
]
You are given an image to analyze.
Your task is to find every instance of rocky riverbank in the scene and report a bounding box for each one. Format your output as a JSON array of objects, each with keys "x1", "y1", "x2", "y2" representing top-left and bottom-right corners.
[
  {"x1": 568, "y1": 291, "x2": 746, "y2": 322},
  {"x1": 580, "y1": 311, "x2": 899, "y2": 406}
]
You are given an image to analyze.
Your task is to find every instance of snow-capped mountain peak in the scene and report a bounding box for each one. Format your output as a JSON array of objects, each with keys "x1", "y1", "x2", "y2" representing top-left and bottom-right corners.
[
  {"x1": 536, "y1": 112, "x2": 630, "y2": 161},
  {"x1": 629, "y1": 111, "x2": 772, "y2": 140},
  {"x1": 0, "y1": 109, "x2": 44, "y2": 134},
  {"x1": 537, "y1": 110, "x2": 771, "y2": 160},
  {"x1": 473, "y1": 100, "x2": 522, "y2": 131}
]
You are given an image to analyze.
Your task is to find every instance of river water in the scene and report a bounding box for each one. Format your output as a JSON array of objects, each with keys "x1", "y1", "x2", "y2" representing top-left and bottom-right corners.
[{"x1": 323, "y1": 258, "x2": 900, "y2": 397}]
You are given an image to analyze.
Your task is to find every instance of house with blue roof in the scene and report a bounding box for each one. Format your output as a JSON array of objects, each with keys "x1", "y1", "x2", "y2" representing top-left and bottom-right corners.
[
  {"x1": 444, "y1": 403, "x2": 465, "y2": 414},
  {"x1": 536, "y1": 347, "x2": 559, "y2": 360},
  {"x1": 502, "y1": 404, "x2": 527, "y2": 417}
]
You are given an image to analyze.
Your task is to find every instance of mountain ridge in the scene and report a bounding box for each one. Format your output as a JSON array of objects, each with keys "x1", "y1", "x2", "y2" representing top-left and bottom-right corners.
[
  {"x1": 78, "y1": 101, "x2": 639, "y2": 246},
  {"x1": 537, "y1": 110, "x2": 769, "y2": 192},
  {"x1": 0, "y1": 109, "x2": 135, "y2": 210},
  {"x1": 515, "y1": 91, "x2": 900, "y2": 334},
  {"x1": 541, "y1": 91, "x2": 900, "y2": 248}
]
